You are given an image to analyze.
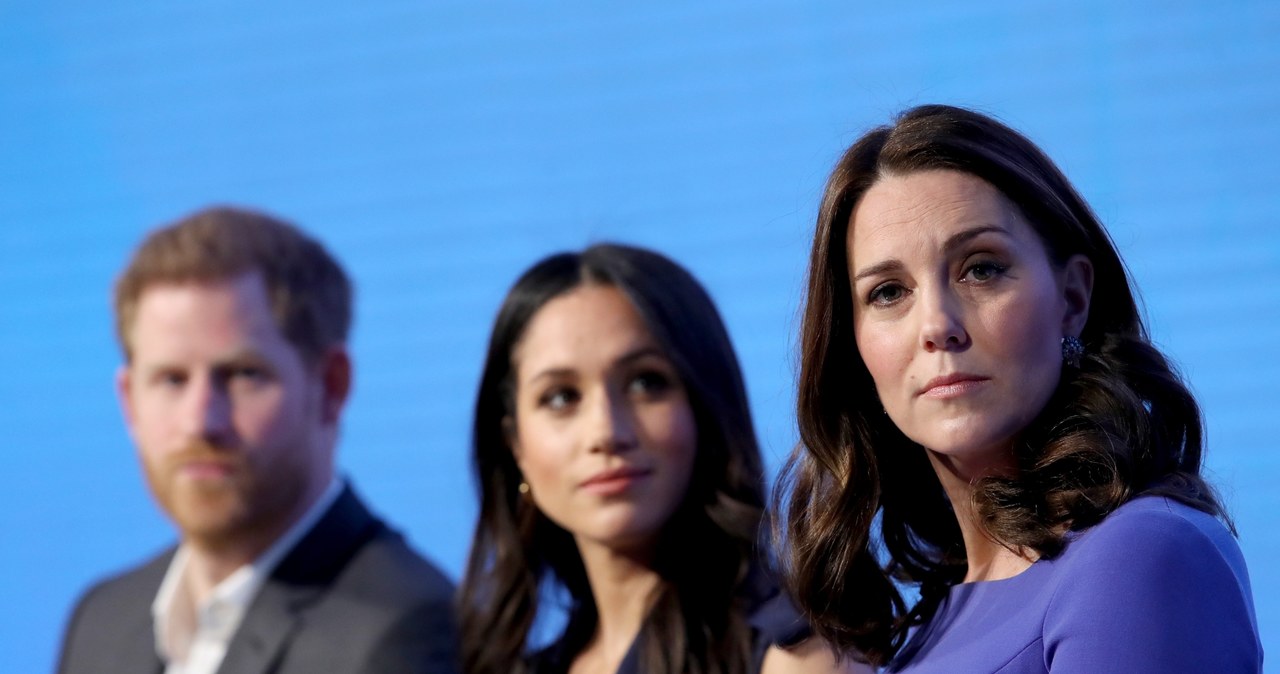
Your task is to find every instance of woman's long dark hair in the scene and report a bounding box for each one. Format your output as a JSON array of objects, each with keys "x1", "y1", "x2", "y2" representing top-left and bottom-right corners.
[
  {"x1": 459, "y1": 243, "x2": 770, "y2": 674},
  {"x1": 774, "y1": 104, "x2": 1229, "y2": 665}
]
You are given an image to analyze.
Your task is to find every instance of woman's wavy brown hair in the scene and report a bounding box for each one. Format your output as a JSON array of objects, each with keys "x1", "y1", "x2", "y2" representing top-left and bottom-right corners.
[
  {"x1": 774, "y1": 104, "x2": 1229, "y2": 665},
  {"x1": 459, "y1": 243, "x2": 770, "y2": 674}
]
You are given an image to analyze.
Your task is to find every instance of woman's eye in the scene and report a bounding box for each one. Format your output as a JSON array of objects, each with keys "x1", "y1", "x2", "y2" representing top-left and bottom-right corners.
[
  {"x1": 628, "y1": 371, "x2": 671, "y2": 396},
  {"x1": 868, "y1": 283, "x2": 906, "y2": 306},
  {"x1": 963, "y1": 261, "x2": 1007, "y2": 283},
  {"x1": 538, "y1": 387, "x2": 579, "y2": 411}
]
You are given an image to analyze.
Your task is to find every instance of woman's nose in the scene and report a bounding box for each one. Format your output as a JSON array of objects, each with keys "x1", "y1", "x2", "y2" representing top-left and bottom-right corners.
[
  {"x1": 586, "y1": 389, "x2": 638, "y2": 454},
  {"x1": 918, "y1": 289, "x2": 969, "y2": 352}
]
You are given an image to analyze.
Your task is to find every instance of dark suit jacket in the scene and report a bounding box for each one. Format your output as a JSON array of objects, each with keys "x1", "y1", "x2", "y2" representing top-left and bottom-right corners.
[{"x1": 56, "y1": 485, "x2": 460, "y2": 674}]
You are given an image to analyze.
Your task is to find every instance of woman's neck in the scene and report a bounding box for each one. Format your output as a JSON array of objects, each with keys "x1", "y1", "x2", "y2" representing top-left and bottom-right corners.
[
  {"x1": 926, "y1": 450, "x2": 1036, "y2": 583},
  {"x1": 570, "y1": 539, "x2": 663, "y2": 674}
]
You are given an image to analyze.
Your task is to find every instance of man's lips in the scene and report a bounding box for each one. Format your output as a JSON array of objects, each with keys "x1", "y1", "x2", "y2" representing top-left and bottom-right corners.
[
  {"x1": 917, "y1": 373, "x2": 990, "y2": 398},
  {"x1": 176, "y1": 458, "x2": 237, "y2": 479}
]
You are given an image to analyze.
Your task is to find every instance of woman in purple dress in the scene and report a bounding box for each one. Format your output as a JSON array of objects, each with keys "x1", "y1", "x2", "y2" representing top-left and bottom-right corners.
[
  {"x1": 776, "y1": 105, "x2": 1262, "y2": 672},
  {"x1": 458, "y1": 244, "x2": 862, "y2": 674}
]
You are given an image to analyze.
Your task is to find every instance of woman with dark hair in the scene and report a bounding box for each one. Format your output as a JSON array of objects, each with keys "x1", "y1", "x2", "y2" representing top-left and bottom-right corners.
[
  {"x1": 777, "y1": 105, "x2": 1262, "y2": 672},
  {"x1": 459, "y1": 244, "x2": 859, "y2": 674}
]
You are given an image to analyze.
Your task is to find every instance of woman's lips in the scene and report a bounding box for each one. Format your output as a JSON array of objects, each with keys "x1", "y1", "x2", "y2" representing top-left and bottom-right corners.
[
  {"x1": 579, "y1": 466, "x2": 652, "y2": 496},
  {"x1": 918, "y1": 373, "x2": 990, "y2": 399}
]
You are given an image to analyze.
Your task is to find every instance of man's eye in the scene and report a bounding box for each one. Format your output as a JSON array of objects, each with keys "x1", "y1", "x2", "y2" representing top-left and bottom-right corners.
[
  {"x1": 155, "y1": 371, "x2": 187, "y2": 388},
  {"x1": 232, "y1": 366, "x2": 269, "y2": 382}
]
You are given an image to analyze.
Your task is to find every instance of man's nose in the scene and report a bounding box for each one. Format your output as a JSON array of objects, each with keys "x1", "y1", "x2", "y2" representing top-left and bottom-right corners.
[{"x1": 181, "y1": 377, "x2": 234, "y2": 445}]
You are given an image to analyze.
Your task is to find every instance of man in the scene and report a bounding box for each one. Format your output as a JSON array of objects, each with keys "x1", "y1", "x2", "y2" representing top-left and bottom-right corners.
[{"x1": 57, "y1": 207, "x2": 459, "y2": 674}]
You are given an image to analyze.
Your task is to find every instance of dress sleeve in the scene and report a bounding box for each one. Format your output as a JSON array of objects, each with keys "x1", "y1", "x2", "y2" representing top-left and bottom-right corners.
[
  {"x1": 1041, "y1": 502, "x2": 1261, "y2": 673},
  {"x1": 745, "y1": 589, "x2": 815, "y2": 674},
  {"x1": 749, "y1": 588, "x2": 812, "y2": 650}
]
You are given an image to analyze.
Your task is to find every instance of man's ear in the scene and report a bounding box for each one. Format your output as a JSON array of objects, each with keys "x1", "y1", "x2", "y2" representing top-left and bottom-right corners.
[
  {"x1": 1061, "y1": 254, "x2": 1094, "y2": 338},
  {"x1": 116, "y1": 364, "x2": 137, "y2": 434},
  {"x1": 318, "y1": 346, "x2": 353, "y2": 424}
]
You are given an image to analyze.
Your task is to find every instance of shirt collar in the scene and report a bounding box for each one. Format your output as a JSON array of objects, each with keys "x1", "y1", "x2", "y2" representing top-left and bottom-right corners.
[{"x1": 151, "y1": 477, "x2": 345, "y2": 665}]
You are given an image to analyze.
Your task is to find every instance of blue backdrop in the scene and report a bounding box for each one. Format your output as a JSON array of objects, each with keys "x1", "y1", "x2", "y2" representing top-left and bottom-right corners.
[{"x1": 2, "y1": 2, "x2": 1276, "y2": 671}]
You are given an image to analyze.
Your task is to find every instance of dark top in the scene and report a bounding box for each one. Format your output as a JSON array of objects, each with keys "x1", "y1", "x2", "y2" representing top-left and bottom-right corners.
[
  {"x1": 56, "y1": 485, "x2": 461, "y2": 674},
  {"x1": 529, "y1": 584, "x2": 809, "y2": 674},
  {"x1": 886, "y1": 496, "x2": 1262, "y2": 673}
]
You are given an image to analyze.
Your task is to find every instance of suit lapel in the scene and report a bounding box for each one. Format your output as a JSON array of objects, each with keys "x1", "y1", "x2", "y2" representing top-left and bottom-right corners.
[
  {"x1": 215, "y1": 486, "x2": 382, "y2": 674},
  {"x1": 108, "y1": 606, "x2": 165, "y2": 674},
  {"x1": 209, "y1": 579, "x2": 313, "y2": 674},
  {"x1": 96, "y1": 548, "x2": 172, "y2": 674}
]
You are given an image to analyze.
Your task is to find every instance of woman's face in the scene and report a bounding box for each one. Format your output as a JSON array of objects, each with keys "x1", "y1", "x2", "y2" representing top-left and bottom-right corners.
[
  {"x1": 509, "y1": 284, "x2": 698, "y2": 555},
  {"x1": 847, "y1": 169, "x2": 1091, "y2": 478}
]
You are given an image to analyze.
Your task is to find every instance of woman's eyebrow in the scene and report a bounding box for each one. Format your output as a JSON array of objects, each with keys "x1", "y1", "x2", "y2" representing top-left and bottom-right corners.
[
  {"x1": 942, "y1": 224, "x2": 1007, "y2": 255},
  {"x1": 852, "y1": 259, "x2": 904, "y2": 284},
  {"x1": 851, "y1": 224, "x2": 1009, "y2": 283},
  {"x1": 615, "y1": 346, "x2": 666, "y2": 367},
  {"x1": 526, "y1": 366, "x2": 574, "y2": 386}
]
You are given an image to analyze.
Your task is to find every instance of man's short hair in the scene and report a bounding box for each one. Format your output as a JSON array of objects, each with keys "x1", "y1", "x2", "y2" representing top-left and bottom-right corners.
[{"x1": 114, "y1": 206, "x2": 353, "y2": 364}]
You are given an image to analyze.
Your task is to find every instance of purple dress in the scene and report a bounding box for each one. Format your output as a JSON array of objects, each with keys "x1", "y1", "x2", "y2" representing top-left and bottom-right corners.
[{"x1": 887, "y1": 496, "x2": 1262, "y2": 673}]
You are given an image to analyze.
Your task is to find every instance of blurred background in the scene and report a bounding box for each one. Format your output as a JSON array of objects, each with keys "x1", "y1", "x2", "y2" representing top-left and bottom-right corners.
[{"x1": 2, "y1": 2, "x2": 1276, "y2": 671}]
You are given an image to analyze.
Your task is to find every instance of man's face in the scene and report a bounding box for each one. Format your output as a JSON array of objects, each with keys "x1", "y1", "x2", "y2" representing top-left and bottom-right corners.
[{"x1": 118, "y1": 271, "x2": 341, "y2": 550}]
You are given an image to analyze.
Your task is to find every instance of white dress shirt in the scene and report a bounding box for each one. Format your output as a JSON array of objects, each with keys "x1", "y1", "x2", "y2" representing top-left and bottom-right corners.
[{"x1": 151, "y1": 478, "x2": 343, "y2": 674}]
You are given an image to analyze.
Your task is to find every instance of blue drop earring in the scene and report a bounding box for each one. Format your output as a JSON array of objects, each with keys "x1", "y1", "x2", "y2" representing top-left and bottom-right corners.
[{"x1": 1061, "y1": 336, "x2": 1085, "y2": 368}]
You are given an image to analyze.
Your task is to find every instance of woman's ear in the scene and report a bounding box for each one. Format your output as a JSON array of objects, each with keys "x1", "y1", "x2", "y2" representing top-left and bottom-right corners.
[
  {"x1": 1060, "y1": 254, "x2": 1094, "y2": 337},
  {"x1": 502, "y1": 415, "x2": 520, "y2": 461}
]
